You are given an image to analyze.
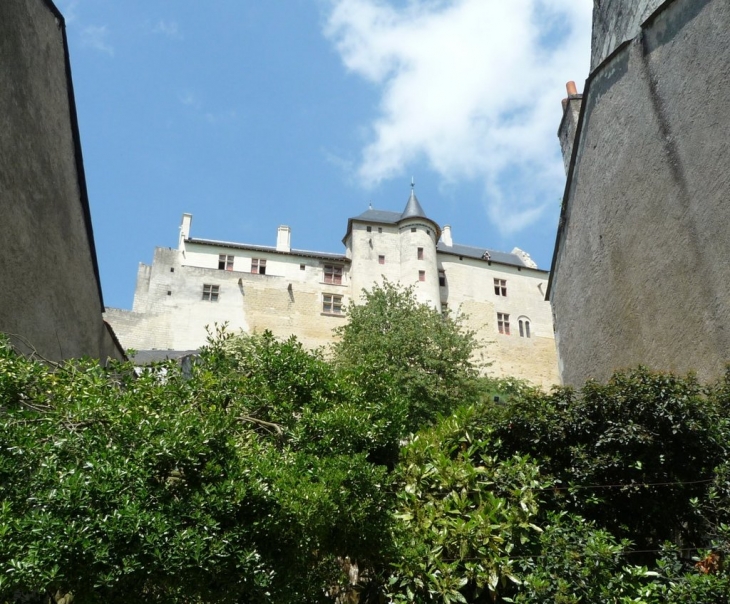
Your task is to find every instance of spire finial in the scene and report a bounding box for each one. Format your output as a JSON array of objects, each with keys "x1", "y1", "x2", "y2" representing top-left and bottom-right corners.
[
  {"x1": 368, "y1": 201, "x2": 373, "y2": 210},
  {"x1": 411, "y1": 176, "x2": 415, "y2": 191}
]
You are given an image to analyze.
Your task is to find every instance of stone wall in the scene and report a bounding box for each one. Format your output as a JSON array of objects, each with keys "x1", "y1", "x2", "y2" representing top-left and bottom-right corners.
[
  {"x1": 550, "y1": 0, "x2": 729, "y2": 385},
  {"x1": 0, "y1": 0, "x2": 124, "y2": 362}
]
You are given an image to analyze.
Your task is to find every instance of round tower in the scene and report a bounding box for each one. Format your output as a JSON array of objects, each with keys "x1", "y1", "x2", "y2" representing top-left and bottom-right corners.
[{"x1": 397, "y1": 186, "x2": 441, "y2": 310}]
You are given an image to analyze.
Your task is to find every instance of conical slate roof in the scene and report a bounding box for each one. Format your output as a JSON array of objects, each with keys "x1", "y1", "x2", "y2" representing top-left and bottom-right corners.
[{"x1": 400, "y1": 189, "x2": 428, "y2": 220}]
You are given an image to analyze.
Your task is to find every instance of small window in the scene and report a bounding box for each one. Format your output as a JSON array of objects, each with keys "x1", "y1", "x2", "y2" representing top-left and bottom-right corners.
[
  {"x1": 218, "y1": 254, "x2": 234, "y2": 271},
  {"x1": 438, "y1": 270, "x2": 446, "y2": 287},
  {"x1": 417, "y1": 247, "x2": 424, "y2": 260},
  {"x1": 367, "y1": 226, "x2": 372, "y2": 232},
  {"x1": 494, "y1": 278, "x2": 507, "y2": 296},
  {"x1": 324, "y1": 264, "x2": 342, "y2": 284},
  {"x1": 251, "y1": 258, "x2": 266, "y2": 275},
  {"x1": 202, "y1": 284, "x2": 219, "y2": 302},
  {"x1": 300, "y1": 264, "x2": 306, "y2": 271},
  {"x1": 378, "y1": 227, "x2": 383, "y2": 233},
  {"x1": 323, "y1": 294, "x2": 343, "y2": 315},
  {"x1": 167, "y1": 290, "x2": 171, "y2": 296},
  {"x1": 378, "y1": 255, "x2": 385, "y2": 265},
  {"x1": 519, "y1": 320, "x2": 531, "y2": 338},
  {"x1": 419, "y1": 270, "x2": 425, "y2": 282},
  {"x1": 411, "y1": 227, "x2": 417, "y2": 233},
  {"x1": 497, "y1": 313, "x2": 510, "y2": 335},
  {"x1": 170, "y1": 267, "x2": 174, "y2": 273}
]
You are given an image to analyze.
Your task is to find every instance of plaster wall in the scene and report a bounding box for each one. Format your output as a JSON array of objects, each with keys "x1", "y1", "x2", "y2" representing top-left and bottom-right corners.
[
  {"x1": 440, "y1": 255, "x2": 558, "y2": 389},
  {"x1": 0, "y1": 0, "x2": 123, "y2": 362},
  {"x1": 590, "y1": 0, "x2": 664, "y2": 70},
  {"x1": 110, "y1": 246, "x2": 347, "y2": 351},
  {"x1": 551, "y1": 0, "x2": 730, "y2": 385},
  {"x1": 348, "y1": 224, "x2": 403, "y2": 299}
]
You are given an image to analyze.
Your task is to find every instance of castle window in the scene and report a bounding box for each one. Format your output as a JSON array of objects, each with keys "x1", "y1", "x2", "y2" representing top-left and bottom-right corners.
[
  {"x1": 323, "y1": 294, "x2": 343, "y2": 315},
  {"x1": 378, "y1": 227, "x2": 383, "y2": 233},
  {"x1": 202, "y1": 284, "x2": 219, "y2": 302},
  {"x1": 324, "y1": 264, "x2": 342, "y2": 284},
  {"x1": 378, "y1": 255, "x2": 385, "y2": 265},
  {"x1": 300, "y1": 264, "x2": 305, "y2": 270},
  {"x1": 251, "y1": 258, "x2": 266, "y2": 275},
  {"x1": 519, "y1": 320, "x2": 531, "y2": 338},
  {"x1": 411, "y1": 227, "x2": 417, "y2": 233},
  {"x1": 367, "y1": 226, "x2": 372, "y2": 232},
  {"x1": 497, "y1": 313, "x2": 510, "y2": 335},
  {"x1": 417, "y1": 247, "x2": 424, "y2": 260},
  {"x1": 494, "y1": 278, "x2": 507, "y2": 296},
  {"x1": 419, "y1": 270, "x2": 425, "y2": 282},
  {"x1": 218, "y1": 254, "x2": 234, "y2": 271},
  {"x1": 439, "y1": 270, "x2": 446, "y2": 287}
]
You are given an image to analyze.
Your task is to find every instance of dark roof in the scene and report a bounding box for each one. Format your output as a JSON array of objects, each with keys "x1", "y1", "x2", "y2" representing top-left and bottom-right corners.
[
  {"x1": 351, "y1": 209, "x2": 402, "y2": 224},
  {"x1": 401, "y1": 190, "x2": 428, "y2": 220},
  {"x1": 186, "y1": 238, "x2": 349, "y2": 262},
  {"x1": 437, "y1": 242, "x2": 544, "y2": 271}
]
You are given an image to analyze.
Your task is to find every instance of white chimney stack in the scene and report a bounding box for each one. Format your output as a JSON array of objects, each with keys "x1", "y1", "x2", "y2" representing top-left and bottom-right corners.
[
  {"x1": 276, "y1": 225, "x2": 291, "y2": 253},
  {"x1": 179, "y1": 213, "x2": 192, "y2": 250},
  {"x1": 441, "y1": 224, "x2": 453, "y2": 247}
]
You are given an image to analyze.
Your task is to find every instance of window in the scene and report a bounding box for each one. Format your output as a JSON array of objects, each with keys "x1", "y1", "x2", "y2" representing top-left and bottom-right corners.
[
  {"x1": 367, "y1": 226, "x2": 372, "y2": 232},
  {"x1": 417, "y1": 247, "x2": 424, "y2": 260},
  {"x1": 202, "y1": 284, "x2": 219, "y2": 302},
  {"x1": 411, "y1": 227, "x2": 417, "y2": 233},
  {"x1": 300, "y1": 264, "x2": 305, "y2": 271},
  {"x1": 439, "y1": 270, "x2": 446, "y2": 287},
  {"x1": 497, "y1": 313, "x2": 510, "y2": 335},
  {"x1": 323, "y1": 294, "x2": 343, "y2": 315},
  {"x1": 378, "y1": 227, "x2": 383, "y2": 233},
  {"x1": 519, "y1": 319, "x2": 531, "y2": 338},
  {"x1": 494, "y1": 278, "x2": 507, "y2": 296},
  {"x1": 218, "y1": 254, "x2": 234, "y2": 271},
  {"x1": 419, "y1": 270, "x2": 426, "y2": 282},
  {"x1": 324, "y1": 264, "x2": 342, "y2": 284},
  {"x1": 251, "y1": 258, "x2": 266, "y2": 275},
  {"x1": 378, "y1": 255, "x2": 385, "y2": 265}
]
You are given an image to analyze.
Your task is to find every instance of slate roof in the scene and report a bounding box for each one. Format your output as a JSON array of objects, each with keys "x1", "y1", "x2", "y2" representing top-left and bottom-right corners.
[
  {"x1": 401, "y1": 190, "x2": 428, "y2": 220},
  {"x1": 437, "y1": 242, "x2": 535, "y2": 269}
]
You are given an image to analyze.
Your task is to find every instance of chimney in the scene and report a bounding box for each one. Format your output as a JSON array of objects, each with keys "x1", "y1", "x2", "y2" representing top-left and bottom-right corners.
[
  {"x1": 441, "y1": 225, "x2": 453, "y2": 247},
  {"x1": 276, "y1": 225, "x2": 291, "y2": 253},
  {"x1": 558, "y1": 81, "x2": 583, "y2": 175},
  {"x1": 179, "y1": 213, "x2": 192, "y2": 250}
]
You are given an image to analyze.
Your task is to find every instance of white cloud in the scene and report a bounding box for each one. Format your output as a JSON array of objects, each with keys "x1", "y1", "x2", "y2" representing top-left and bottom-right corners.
[
  {"x1": 323, "y1": 0, "x2": 592, "y2": 233},
  {"x1": 81, "y1": 24, "x2": 114, "y2": 55},
  {"x1": 151, "y1": 20, "x2": 182, "y2": 39},
  {"x1": 62, "y1": 0, "x2": 79, "y2": 24}
]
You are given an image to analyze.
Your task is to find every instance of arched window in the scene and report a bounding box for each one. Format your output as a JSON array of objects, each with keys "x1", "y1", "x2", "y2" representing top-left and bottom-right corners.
[{"x1": 518, "y1": 317, "x2": 531, "y2": 338}]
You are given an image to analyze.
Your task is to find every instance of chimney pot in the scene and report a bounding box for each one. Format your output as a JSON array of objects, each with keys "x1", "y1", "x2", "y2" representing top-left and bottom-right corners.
[{"x1": 566, "y1": 81, "x2": 578, "y2": 96}]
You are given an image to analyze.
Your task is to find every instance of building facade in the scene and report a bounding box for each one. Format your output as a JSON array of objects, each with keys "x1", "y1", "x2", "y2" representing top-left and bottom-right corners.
[
  {"x1": 549, "y1": 0, "x2": 730, "y2": 385},
  {"x1": 1, "y1": 0, "x2": 124, "y2": 362},
  {"x1": 107, "y1": 191, "x2": 559, "y2": 387}
]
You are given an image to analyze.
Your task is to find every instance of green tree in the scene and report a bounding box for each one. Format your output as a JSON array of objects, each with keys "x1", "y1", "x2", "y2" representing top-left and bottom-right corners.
[{"x1": 332, "y1": 280, "x2": 483, "y2": 439}]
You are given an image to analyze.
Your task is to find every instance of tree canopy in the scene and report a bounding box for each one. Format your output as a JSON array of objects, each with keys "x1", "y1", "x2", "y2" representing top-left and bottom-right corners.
[{"x1": 1, "y1": 283, "x2": 729, "y2": 603}]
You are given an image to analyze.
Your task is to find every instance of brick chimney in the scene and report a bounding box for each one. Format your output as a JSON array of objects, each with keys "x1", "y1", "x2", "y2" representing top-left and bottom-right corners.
[{"x1": 558, "y1": 81, "x2": 583, "y2": 175}]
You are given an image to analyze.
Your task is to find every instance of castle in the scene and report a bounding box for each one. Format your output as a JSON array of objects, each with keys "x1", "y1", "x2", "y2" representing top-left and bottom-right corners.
[
  {"x1": 106, "y1": 189, "x2": 559, "y2": 388},
  {"x1": 550, "y1": 0, "x2": 730, "y2": 385}
]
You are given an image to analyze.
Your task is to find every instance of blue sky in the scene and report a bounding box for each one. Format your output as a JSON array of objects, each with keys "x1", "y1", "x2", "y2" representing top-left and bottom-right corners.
[{"x1": 62, "y1": 0, "x2": 592, "y2": 309}]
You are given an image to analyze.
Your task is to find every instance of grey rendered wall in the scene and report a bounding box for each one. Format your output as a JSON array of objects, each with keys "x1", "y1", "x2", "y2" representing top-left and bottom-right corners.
[
  {"x1": 551, "y1": 0, "x2": 730, "y2": 385},
  {"x1": 590, "y1": 0, "x2": 664, "y2": 70},
  {"x1": 0, "y1": 0, "x2": 124, "y2": 361}
]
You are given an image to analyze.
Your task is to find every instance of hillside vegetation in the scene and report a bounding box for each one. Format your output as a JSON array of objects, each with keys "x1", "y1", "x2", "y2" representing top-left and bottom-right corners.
[{"x1": 1, "y1": 284, "x2": 729, "y2": 603}]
